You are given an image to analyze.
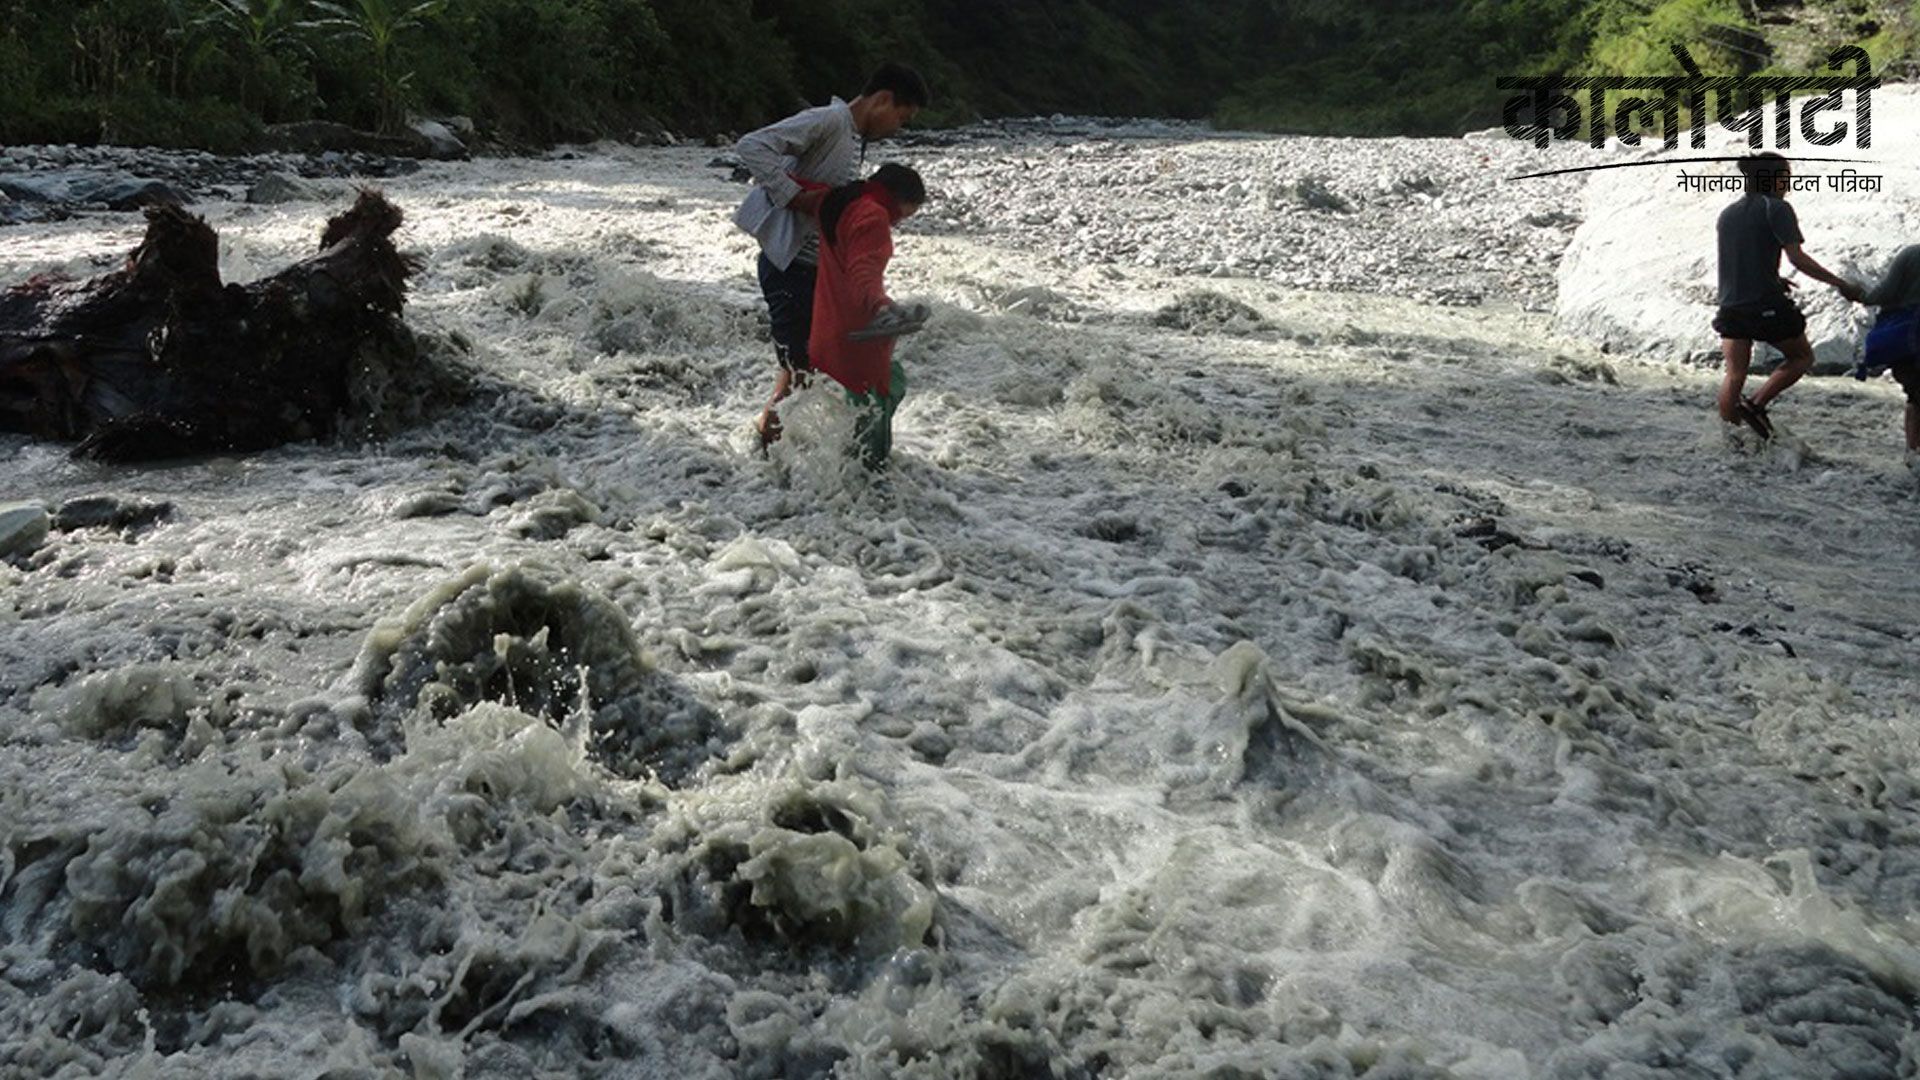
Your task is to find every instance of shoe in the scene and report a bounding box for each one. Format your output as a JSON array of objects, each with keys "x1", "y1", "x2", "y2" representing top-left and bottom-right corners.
[
  {"x1": 1737, "y1": 396, "x2": 1774, "y2": 440},
  {"x1": 848, "y1": 302, "x2": 930, "y2": 341}
]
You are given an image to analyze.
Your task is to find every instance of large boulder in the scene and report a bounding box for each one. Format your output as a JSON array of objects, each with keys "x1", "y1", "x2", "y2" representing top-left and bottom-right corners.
[
  {"x1": 1554, "y1": 84, "x2": 1917, "y2": 373},
  {"x1": 0, "y1": 176, "x2": 58, "y2": 202},
  {"x1": 245, "y1": 171, "x2": 353, "y2": 205},
  {"x1": 0, "y1": 503, "x2": 50, "y2": 558},
  {"x1": 77, "y1": 177, "x2": 187, "y2": 210},
  {"x1": 407, "y1": 118, "x2": 469, "y2": 161},
  {"x1": 0, "y1": 172, "x2": 187, "y2": 211}
]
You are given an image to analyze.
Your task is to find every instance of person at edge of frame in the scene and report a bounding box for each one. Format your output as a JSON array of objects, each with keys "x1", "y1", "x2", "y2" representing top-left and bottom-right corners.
[
  {"x1": 1711, "y1": 151, "x2": 1863, "y2": 439},
  {"x1": 731, "y1": 62, "x2": 930, "y2": 450},
  {"x1": 1852, "y1": 244, "x2": 1920, "y2": 452}
]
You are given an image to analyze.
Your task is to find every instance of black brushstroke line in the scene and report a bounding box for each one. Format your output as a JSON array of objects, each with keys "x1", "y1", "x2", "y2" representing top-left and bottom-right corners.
[{"x1": 1506, "y1": 155, "x2": 1879, "y2": 181}]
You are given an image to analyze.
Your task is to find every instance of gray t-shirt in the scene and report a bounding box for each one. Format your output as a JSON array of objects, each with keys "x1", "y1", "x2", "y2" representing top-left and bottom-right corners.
[
  {"x1": 731, "y1": 98, "x2": 864, "y2": 271},
  {"x1": 1716, "y1": 193, "x2": 1803, "y2": 308}
]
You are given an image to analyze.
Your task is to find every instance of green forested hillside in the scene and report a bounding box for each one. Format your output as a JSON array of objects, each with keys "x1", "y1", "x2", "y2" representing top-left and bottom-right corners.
[{"x1": 0, "y1": 0, "x2": 1913, "y2": 150}]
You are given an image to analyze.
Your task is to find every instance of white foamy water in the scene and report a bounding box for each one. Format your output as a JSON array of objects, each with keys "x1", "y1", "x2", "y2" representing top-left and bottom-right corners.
[{"x1": 3, "y1": 133, "x2": 1919, "y2": 1079}]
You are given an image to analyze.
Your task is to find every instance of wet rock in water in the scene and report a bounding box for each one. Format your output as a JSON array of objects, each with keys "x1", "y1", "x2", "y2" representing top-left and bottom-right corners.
[
  {"x1": 245, "y1": 171, "x2": 344, "y2": 205},
  {"x1": 51, "y1": 495, "x2": 173, "y2": 533},
  {"x1": 1153, "y1": 290, "x2": 1267, "y2": 333},
  {"x1": 1080, "y1": 513, "x2": 1143, "y2": 543},
  {"x1": 4, "y1": 754, "x2": 436, "y2": 991},
  {"x1": 507, "y1": 488, "x2": 600, "y2": 540},
  {"x1": 0, "y1": 501, "x2": 50, "y2": 557},
  {"x1": 0, "y1": 172, "x2": 185, "y2": 211},
  {"x1": 407, "y1": 118, "x2": 469, "y2": 161},
  {"x1": 1454, "y1": 516, "x2": 1538, "y2": 551},
  {"x1": 390, "y1": 489, "x2": 465, "y2": 519},
  {"x1": 1663, "y1": 562, "x2": 1719, "y2": 602},
  {"x1": 0, "y1": 188, "x2": 49, "y2": 226},
  {"x1": 81, "y1": 177, "x2": 187, "y2": 211},
  {"x1": 1545, "y1": 354, "x2": 1619, "y2": 385},
  {"x1": 660, "y1": 780, "x2": 938, "y2": 959},
  {"x1": 0, "y1": 175, "x2": 63, "y2": 202},
  {"x1": 995, "y1": 284, "x2": 1078, "y2": 320},
  {"x1": 627, "y1": 114, "x2": 676, "y2": 146},
  {"x1": 353, "y1": 563, "x2": 648, "y2": 730},
  {"x1": 51, "y1": 662, "x2": 216, "y2": 744},
  {"x1": 350, "y1": 564, "x2": 718, "y2": 782}
]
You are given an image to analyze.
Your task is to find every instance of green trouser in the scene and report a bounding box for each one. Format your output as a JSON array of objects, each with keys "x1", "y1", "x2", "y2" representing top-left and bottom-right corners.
[{"x1": 848, "y1": 359, "x2": 906, "y2": 470}]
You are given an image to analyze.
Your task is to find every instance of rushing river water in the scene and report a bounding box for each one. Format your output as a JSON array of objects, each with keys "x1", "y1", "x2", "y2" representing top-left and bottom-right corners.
[{"x1": 3, "y1": 134, "x2": 1919, "y2": 1079}]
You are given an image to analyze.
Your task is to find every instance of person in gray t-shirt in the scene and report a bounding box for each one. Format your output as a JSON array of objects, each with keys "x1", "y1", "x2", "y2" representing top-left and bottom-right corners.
[
  {"x1": 734, "y1": 63, "x2": 928, "y2": 449},
  {"x1": 1710, "y1": 153, "x2": 1862, "y2": 438}
]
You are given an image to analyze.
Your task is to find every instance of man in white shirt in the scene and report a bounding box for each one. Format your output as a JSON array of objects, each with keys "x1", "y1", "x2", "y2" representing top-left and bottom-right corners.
[{"x1": 735, "y1": 63, "x2": 929, "y2": 447}]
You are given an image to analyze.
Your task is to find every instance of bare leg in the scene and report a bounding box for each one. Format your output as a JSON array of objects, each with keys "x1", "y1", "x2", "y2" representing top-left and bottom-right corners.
[
  {"x1": 1749, "y1": 334, "x2": 1814, "y2": 410},
  {"x1": 1717, "y1": 337, "x2": 1753, "y2": 423},
  {"x1": 1894, "y1": 365, "x2": 1920, "y2": 452},
  {"x1": 757, "y1": 368, "x2": 794, "y2": 443}
]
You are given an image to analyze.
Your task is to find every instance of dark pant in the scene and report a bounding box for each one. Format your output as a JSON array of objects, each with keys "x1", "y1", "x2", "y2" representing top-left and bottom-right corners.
[
  {"x1": 1895, "y1": 361, "x2": 1920, "y2": 405},
  {"x1": 757, "y1": 253, "x2": 816, "y2": 372},
  {"x1": 1712, "y1": 299, "x2": 1806, "y2": 344},
  {"x1": 848, "y1": 360, "x2": 906, "y2": 470}
]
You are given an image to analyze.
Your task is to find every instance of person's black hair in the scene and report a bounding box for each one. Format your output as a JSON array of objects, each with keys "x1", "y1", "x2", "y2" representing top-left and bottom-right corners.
[
  {"x1": 862, "y1": 63, "x2": 930, "y2": 109},
  {"x1": 821, "y1": 163, "x2": 927, "y2": 247},
  {"x1": 1739, "y1": 151, "x2": 1790, "y2": 195}
]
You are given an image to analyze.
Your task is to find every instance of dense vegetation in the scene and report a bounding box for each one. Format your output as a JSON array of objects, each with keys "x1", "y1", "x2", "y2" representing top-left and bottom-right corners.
[{"x1": 0, "y1": 0, "x2": 1912, "y2": 151}]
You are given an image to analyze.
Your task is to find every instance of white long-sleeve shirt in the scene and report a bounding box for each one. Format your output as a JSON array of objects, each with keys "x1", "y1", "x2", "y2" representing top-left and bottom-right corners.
[{"x1": 732, "y1": 98, "x2": 864, "y2": 270}]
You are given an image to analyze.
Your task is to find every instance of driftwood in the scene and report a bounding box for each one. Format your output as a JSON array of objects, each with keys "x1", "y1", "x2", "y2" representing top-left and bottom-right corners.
[{"x1": 0, "y1": 191, "x2": 422, "y2": 461}]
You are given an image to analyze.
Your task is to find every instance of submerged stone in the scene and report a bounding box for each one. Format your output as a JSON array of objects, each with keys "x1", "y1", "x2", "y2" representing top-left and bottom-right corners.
[{"x1": 0, "y1": 501, "x2": 50, "y2": 557}]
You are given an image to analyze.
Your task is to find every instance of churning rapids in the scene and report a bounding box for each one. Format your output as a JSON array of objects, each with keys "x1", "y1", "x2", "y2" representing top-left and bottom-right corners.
[{"x1": 3, "y1": 126, "x2": 1920, "y2": 1079}]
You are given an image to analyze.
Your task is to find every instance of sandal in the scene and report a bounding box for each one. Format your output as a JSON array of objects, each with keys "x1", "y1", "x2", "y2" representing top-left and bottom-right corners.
[
  {"x1": 848, "y1": 302, "x2": 931, "y2": 342},
  {"x1": 1737, "y1": 396, "x2": 1774, "y2": 440}
]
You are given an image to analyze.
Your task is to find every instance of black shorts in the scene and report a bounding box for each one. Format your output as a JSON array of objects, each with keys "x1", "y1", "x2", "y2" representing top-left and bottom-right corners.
[
  {"x1": 757, "y1": 252, "x2": 816, "y2": 372},
  {"x1": 1712, "y1": 300, "x2": 1806, "y2": 345}
]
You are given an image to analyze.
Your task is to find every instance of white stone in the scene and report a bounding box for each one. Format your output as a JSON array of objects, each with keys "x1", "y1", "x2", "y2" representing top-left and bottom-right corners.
[{"x1": 0, "y1": 503, "x2": 49, "y2": 558}]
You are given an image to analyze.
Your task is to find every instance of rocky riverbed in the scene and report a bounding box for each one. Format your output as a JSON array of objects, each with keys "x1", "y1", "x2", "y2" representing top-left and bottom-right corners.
[
  {"x1": 2, "y1": 124, "x2": 1918, "y2": 1079},
  {"x1": 0, "y1": 143, "x2": 425, "y2": 225},
  {"x1": 893, "y1": 119, "x2": 1588, "y2": 309}
]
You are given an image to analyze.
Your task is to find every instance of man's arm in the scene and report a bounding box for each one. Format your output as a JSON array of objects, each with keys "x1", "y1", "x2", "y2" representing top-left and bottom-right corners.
[
  {"x1": 1785, "y1": 244, "x2": 1862, "y2": 300},
  {"x1": 734, "y1": 108, "x2": 827, "y2": 212}
]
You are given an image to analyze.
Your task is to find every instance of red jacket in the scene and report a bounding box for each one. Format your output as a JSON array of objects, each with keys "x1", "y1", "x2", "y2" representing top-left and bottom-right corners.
[{"x1": 809, "y1": 190, "x2": 899, "y2": 396}]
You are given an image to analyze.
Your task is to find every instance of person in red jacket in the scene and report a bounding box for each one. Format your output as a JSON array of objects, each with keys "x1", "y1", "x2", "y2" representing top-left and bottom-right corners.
[{"x1": 808, "y1": 163, "x2": 928, "y2": 469}]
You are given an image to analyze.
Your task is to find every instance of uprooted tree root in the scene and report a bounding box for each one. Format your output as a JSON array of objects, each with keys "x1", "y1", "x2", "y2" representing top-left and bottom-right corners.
[{"x1": 0, "y1": 190, "x2": 459, "y2": 461}]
